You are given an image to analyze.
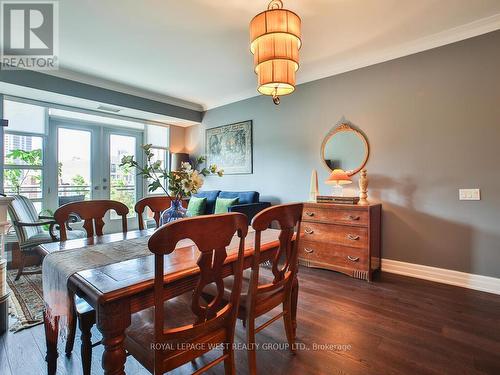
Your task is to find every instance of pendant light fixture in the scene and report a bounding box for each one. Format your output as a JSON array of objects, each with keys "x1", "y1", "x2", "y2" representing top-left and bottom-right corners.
[{"x1": 250, "y1": 0, "x2": 302, "y2": 105}]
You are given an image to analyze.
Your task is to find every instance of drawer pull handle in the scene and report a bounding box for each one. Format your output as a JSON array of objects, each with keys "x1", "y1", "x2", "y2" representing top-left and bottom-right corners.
[
  {"x1": 347, "y1": 215, "x2": 360, "y2": 221},
  {"x1": 305, "y1": 211, "x2": 315, "y2": 217},
  {"x1": 305, "y1": 228, "x2": 314, "y2": 235},
  {"x1": 304, "y1": 248, "x2": 314, "y2": 254},
  {"x1": 347, "y1": 256, "x2": 360, "y2": 262},
  {"x1": 347, "y1": 234, "x2": 360, "y2": 241}
]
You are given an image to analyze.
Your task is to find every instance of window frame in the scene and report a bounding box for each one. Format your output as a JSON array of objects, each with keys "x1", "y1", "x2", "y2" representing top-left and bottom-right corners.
[
  {"x1": 3, "y1": 130, "x2": 47, "y2": 209},
  {"x1": 2, "y1": 97, "x2": 49, "y2": 213}
]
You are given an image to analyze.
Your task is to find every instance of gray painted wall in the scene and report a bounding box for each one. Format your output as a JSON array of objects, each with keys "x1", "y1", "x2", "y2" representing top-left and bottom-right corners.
[{"x1": 187, "y1": 30, "x2": 500, "y2": 278}]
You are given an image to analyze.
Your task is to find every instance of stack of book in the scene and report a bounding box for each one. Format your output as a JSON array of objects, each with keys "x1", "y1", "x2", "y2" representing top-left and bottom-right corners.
[{"x1": 316, "y1": 196, "x2": 360, "y2": 204}]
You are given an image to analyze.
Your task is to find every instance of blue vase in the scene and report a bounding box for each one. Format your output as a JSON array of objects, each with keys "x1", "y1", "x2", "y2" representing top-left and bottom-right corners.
[{"x1": 160, "y1": 199, "x2": 188, "y2": 225}]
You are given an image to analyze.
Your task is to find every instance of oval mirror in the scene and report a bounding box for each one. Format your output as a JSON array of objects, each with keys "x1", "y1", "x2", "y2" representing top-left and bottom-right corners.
[{"x1": 321, "y1": 123, "x2": 369, "y2": 176}]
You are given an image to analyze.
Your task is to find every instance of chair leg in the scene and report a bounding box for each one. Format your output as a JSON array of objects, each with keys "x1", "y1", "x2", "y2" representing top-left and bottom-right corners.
[
  {"x1": 291, "y1": 277, "x2": 299, "y2": 338},
  {"x1": 283, "y1": 299, "x2": 296, "y2": 354},
  {"x1": 246, "y1": 318, "x2": 257, "y2": 375},
  {"x1": 15, "y1": 252, "x2": 27, "y2": 281},
  {"x1": 79, "y1": 314, "x2": 94, "y2": 375},
  {"x1": 65, "y1": 301, "x2": 77, "y2": 356},
  {"x1": 223, "y1": 337, "x2": 236, "y2": 375}
]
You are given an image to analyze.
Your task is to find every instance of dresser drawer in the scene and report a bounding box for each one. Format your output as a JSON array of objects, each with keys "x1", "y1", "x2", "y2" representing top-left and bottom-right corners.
[
  {"x1": 301, "y1": 222, "x2": 368, "y2": 248},
  {"x1": 299, "y1": 240, "x2": 368, "y2": 269},
  {"x1": 302, "y1": 206, "x2": 368, "y2": 226}
]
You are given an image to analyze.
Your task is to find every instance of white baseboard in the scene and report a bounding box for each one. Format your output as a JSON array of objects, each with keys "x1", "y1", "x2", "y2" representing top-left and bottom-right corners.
[{"x1": 381, "y1": 259, "x2": 500, "y2": 296}]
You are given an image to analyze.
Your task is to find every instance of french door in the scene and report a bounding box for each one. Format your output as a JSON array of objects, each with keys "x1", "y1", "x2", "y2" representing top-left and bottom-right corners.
[{"x1": 47, "y1": 119, "x2": 143, "y2": 231}]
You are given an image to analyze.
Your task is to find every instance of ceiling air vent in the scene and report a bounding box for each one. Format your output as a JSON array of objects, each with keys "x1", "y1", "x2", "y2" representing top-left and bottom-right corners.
[{"x1": 97, "y1": 105, "x2": 121, "y2": 113}]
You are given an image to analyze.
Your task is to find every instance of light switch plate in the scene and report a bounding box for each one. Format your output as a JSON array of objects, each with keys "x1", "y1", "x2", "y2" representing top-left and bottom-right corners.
[{"x1": 459, "y1": 189, "x2": 481, "y2": 201}]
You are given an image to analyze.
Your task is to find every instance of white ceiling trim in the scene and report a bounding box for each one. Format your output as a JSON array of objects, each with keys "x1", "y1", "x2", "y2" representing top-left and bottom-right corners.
[{"x1": 205, "y1": 13, "x2": 500, "y2": 111}]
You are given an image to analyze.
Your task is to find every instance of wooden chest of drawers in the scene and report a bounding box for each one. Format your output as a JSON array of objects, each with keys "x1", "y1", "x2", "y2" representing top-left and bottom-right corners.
[{"x1": 298, "y1": 202, "x2": 381, "y2": 281}]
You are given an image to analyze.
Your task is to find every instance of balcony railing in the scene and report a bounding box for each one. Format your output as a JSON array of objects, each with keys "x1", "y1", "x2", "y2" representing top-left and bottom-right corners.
[
  {"x1": 3, "y1": 184, "x2": 136, "y2": 211},
  {"x1": 3, "y1": 185, "x2": 42, "y2": 199},
  {"x1": 58, "y1": 184, "x2": 91, "y2": 196}
]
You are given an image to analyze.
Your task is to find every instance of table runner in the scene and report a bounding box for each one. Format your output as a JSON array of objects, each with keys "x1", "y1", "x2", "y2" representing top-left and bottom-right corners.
[{"x1": 42, "y1": 235, "x2": 153, "y2": 336}]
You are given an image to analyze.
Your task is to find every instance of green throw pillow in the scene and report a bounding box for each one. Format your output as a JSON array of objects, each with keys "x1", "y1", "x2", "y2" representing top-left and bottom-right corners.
[
  {"x1": 186, "y1": 196, "x2": 207, "y2": 217},
  {"x1": 214, "y1": 197, "x2": 239, "y2": 214}
]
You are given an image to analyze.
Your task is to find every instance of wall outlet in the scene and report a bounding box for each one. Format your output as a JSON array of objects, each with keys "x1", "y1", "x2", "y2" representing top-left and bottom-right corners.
[{"x1": 459, "y1": 188, "x2": 481, "y2": 201}]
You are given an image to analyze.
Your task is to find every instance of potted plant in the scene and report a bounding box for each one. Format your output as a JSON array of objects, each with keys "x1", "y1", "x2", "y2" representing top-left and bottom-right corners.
[{"x1": 120, "y1": 144, "x2": 223, "y2": 224}]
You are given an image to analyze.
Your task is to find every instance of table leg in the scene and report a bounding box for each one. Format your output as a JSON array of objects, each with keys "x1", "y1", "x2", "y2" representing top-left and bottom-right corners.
[
  {"x1": 97, "y1": 301, "x2": 131, "y2": 375},
  {"x1": 43, "y1": 311, "x2": 59, "y2": 375},
  {"x1": 291, "y1": 276, "x2": 299, "y2": 337}
]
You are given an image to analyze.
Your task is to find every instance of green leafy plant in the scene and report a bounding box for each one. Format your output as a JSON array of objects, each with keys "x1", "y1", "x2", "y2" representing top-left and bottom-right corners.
[
  {"x1": 4, "y1": 149, "x2": 42, "y2": 194},
  {"x1": 6, "y1": 149, "x2": 42, "y2": 166},
  {"x1": 120, "y1": 144, "x2": 223, "y2": 200}
]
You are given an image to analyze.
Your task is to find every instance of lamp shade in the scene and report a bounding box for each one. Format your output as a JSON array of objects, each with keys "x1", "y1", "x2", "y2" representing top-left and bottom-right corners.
[
  {"x1": 325, "y1": 169, "x2": 352, "y2": 185},
  {"x1": 250, "y1": 0, "x2": 301, "y2": 102},
  {"x1": 170, "y1": 153, "x2": 190, "y2": 171}
]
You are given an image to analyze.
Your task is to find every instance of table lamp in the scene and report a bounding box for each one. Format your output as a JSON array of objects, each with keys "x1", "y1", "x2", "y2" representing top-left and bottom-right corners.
[{"x1": 325, "y1": 169, "x2": 352, "y2": 196}]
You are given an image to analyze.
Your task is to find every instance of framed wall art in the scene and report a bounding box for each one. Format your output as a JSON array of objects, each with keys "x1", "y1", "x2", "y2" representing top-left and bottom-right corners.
[{"x1": 205, "y1": 120, "x2": 253, "y2": 175}]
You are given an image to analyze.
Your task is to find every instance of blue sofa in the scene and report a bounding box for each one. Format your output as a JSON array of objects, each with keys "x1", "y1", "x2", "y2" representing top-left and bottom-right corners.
[{"x1": 192, "y1": 190, "x2": 271, "y2": 223}]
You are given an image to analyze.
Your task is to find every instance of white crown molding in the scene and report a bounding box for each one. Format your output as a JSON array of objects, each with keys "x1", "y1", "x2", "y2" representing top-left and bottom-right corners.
[
  {"x1": 205, "y1": 13, "x2": 500, "y2": 110},
  {"x1": 382, "y1": 259, "x2": 500, "y2": 296}
]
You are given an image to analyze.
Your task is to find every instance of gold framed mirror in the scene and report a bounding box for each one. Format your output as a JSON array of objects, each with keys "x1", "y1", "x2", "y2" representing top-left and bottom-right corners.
[{"x1": 320, "y1": 123, "x2": 369, "y2": 176}]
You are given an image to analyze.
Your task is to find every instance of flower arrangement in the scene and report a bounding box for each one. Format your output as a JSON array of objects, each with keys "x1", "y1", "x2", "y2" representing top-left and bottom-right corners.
[{"x1": 120, "y1": 144, "x2": 223, "y2": 201}]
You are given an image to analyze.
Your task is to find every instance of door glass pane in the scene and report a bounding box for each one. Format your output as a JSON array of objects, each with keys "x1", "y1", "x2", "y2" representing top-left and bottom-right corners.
[
  {"x1": 58, "y1": 128, "x2": 92, "y2": 205},
  {"x1": 110, "y1": 134, "x2": 136, "y2": 217}
]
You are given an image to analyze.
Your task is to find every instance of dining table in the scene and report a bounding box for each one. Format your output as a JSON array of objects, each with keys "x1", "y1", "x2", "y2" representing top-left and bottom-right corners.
[{"x1": 40, "y1": 227, "x2": 298, "y2": 375}]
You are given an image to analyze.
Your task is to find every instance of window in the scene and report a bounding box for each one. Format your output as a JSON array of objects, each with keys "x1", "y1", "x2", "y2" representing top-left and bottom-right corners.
[
  {"x1": 146, "y1": 147, "x2": 169, "y2": 195},
  {"x1": 3, "y1": 100, "x2": 46, "y2": 133},
  {"x1": 109, "y1": 134, "x2": 137, "y2": 217},
  {"x1": 3, "y1": 99, "x2": 47, "y2": 213},
  {"x1": 57, "y1": 128, "x2": 92, "y2": 201},
  {"x1": 1, "y1": 98, "x2": 170, "y2": 229},
  {"x1": 144, "y1": 124, "x2": 170, "y2": 196}
]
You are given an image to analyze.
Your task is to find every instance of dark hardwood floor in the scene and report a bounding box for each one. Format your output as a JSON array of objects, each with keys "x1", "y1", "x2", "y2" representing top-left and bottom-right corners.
[{"x1": 1, "y1": 267, "x2": 500, "y2": 374}]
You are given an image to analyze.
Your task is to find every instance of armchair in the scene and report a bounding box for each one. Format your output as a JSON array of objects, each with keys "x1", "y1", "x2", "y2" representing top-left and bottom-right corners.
[{"x1": 7, "y1": 195, "x2": 85, "y2": 280}]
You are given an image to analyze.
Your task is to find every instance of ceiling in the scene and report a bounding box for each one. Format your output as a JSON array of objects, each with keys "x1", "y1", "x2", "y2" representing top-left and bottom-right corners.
[{"x1": 22, "y1": 1, "x2": 500, "y2": 110}]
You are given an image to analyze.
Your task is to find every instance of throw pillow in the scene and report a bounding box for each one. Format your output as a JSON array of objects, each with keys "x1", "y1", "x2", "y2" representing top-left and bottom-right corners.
[
  {"x1": 214, "y1": 197, "x2": 239, "y2": 214},
  {"x1": 186, "y1": 196, "x2": 207, "y2": 217}
]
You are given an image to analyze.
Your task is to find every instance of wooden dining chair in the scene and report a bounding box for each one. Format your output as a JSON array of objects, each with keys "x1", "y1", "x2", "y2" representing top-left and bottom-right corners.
[
  {"x1": 134, "y1": 196, "x2": 188, "y2": 230},
  {"x1": 203, "y1": 203, "x2": 304, "y2": 374},
  {"x1": 54, "y1": 199, "x2": 129, "y2": 241},
  {"x1": 124, "y1": 212, "x2": 248, "y2": 375},
  {"x1": 245, "y1": 203, "x2": 303, "y2": 374},
  {"x1": 53, "y1": 199, "x2": 129, "y2": 375}
]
